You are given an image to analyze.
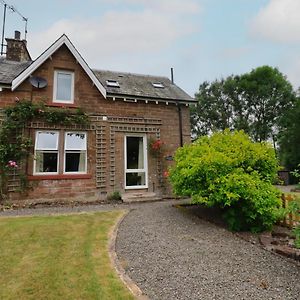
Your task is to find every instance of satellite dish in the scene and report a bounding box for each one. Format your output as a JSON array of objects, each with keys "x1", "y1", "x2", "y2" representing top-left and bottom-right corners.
[{"x1": 29, "y1": 76, "x2": 48, "y2": 88}]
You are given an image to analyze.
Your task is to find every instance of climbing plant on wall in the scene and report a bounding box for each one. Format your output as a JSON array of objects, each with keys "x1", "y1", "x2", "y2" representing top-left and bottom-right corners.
[{"x1": 0, "y1": 100, "x2": 89, "y2": 199}]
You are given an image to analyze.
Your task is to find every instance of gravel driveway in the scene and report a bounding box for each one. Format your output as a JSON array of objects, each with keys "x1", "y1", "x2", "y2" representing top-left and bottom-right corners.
[{"x1": 116, "y1": 200, "x2": 300, "y2": 300}]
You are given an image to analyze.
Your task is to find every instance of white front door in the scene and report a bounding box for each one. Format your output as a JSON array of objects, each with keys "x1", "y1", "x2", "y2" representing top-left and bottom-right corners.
[{"x1": 124, "y1": 135, "x2": 148, "y2": 189}]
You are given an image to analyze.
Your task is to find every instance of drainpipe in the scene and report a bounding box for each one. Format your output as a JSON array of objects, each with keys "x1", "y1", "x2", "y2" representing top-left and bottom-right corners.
[
  {"x1": 171, "y1": 68, "x2": 183, "y2": 147},
  {"x1": 177, "y1": 103, "x2": 183, "y2": 147}
]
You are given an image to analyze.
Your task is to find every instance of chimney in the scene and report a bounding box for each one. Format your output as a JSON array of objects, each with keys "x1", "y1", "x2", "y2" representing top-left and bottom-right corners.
[
  {"x1": 171, "y1": 67, "x2": 174, "y2": 84},
  {"x1": 5, "y1": 30, "x2": 31, "y2": 62}
]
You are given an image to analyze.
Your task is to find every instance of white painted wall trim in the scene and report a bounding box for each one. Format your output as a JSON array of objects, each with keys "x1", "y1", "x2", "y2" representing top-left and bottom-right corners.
[{"x1": 11, "y1": 34, "x2": 107, "y2": 98}]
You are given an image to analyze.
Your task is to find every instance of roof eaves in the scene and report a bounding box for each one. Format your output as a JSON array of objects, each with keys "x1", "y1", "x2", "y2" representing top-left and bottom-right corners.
[
  {"x1": 0, "y1": 83, "x2": 11, "y2": 89},
  {"x1": 107, "y1": 92, "x2": 196, "y2": 104},
  {"x1": 11, "y1": 35, "x2": 106, "y2": 98}
]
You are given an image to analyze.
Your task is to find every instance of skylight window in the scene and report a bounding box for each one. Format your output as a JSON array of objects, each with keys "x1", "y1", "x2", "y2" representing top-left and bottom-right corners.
[
  {"x1": 106, "y1": 80, "x2": 120, "y2": 87},
  {"x1": 152, "y1": 82, "x2": 164, "y2": 88}
]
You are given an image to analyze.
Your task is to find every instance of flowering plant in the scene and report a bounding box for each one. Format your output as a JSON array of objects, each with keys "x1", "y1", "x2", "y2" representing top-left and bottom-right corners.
[
  {"x1": 163, "y1": 170, "x2": 169, "y2": 177},
  {"x1": 0, "y1": 100, "x2": 89, "y2": 199},
  {"x1": 7, "y1": 160, "x2": 18, "y2": 168},
  {"x1": 151, "y1": 140, "x2": 163, "y2": 151},
  {"x1": 149, "y1": 138, "x2": 165, "y2": 156}
]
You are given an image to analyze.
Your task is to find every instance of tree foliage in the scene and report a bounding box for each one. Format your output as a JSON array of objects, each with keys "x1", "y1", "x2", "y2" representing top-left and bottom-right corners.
[
  {"x1": 169, "y1": 130, "x2": 282, "y2": 232},
  {"x1": 288, "y1": 197, "x2": 300, "y2": 248},
  {"x1": 277, "y1": 97, "x2": 300, "y2": 171},
  {"x1": 191, "y1": 66, "x2": 296, "y2": 142}
]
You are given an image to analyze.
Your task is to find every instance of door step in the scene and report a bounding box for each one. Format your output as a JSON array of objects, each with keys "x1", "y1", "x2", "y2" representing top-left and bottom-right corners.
[{"x1": 122, "y1": 192, "x2": 161, "y2": 203}]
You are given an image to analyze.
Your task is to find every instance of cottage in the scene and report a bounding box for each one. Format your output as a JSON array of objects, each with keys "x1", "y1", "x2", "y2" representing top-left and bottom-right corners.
[{"x1": 0, "y1": 31, "x2": 195, "y2": 204}]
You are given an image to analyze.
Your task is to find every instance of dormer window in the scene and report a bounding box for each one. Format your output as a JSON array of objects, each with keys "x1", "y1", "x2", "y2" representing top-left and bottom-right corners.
[
  {"x1": 106, "y1": 80, "x2": 120, "y2": 87},
  {"x1": 152, "y1": 82, "x2": 164, "y2": 88},
  {"x1": 53, "y1": 70, "x2": 74, "y2": 103}
]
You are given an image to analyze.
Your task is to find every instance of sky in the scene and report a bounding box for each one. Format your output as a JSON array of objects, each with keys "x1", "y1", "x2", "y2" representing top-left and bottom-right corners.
[{"x1": 1, "y1": 0, "x2": 299, "y2": 97}]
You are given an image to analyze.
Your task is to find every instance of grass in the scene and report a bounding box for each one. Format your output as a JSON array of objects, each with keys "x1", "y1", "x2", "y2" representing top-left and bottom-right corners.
[{"x1": 0, "y1": 211, "x2": 134, "y2": 300}]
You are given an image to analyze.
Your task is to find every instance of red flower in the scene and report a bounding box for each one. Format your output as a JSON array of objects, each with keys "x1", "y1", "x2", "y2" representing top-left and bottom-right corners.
[
  {"x1": 151, "y1": 140, "x2": 163, "y2": 151},
  {"x1": 163, "y1": 170, "x2": 169, "y2": 177}
]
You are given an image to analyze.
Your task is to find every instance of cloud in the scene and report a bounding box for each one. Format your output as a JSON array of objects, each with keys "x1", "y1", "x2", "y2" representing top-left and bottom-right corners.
[
  {"x1": 282, "y1": 55, "x2": 300, "y2": 90},
  {"x1": 99, "y1": 0, "x2": 201, "y2": 15},
  {"x1": 250, "y1": 0, "x2": 300, "y2": 43},
  {"x1": 28, "y1": 2, "x2": 200, "y2": 65},
  {"x1": 220, "y1": 47, "x2": 250, "y2": 60}
]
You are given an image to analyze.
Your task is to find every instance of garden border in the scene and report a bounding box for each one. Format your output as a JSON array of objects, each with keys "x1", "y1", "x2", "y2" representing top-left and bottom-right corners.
[{"x1": 108, "y1": 209, "x2": 149, "y2": 300}]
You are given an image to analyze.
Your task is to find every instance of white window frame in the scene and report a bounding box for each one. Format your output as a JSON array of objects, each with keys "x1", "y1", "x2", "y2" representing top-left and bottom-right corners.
[
  {"x1": 106, "y1": 80, "x2": 120, "y2": 87},
  {"x1": 33, "y1": 130, "x2": 59, "y2": 175},
  {"x1": 152, "y1": 82, "x2": 164, "y2": 88},
  {"x1": 53, "y1": 70, "x2": 75, "y2": 104},
  {"x1": 63, "y1": 131, "x2": 87, "y2": 174},
  {"x1": 124, "y1": 134, "x2": 148, "y2": 190}
]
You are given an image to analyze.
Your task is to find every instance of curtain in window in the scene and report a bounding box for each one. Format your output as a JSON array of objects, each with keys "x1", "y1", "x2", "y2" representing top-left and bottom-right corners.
[
  {"x1": 35, "y1": 131, "x2": 59, "y2": 173},
  {"x1": 78, "y1": 151, "x2": 85, "y2": 172},
  {"x1": 56, "y1": 72, "x2": 72, "y2": 101},
  {"x1": 138, "y1": 138, "x2": 144, "y2": 169},
  {"x1": 64, "y1": 132, "x2": 86, "y2": 173},
  {"x1": 35, "y1": 152, "x2": 44, "y2": 173}
]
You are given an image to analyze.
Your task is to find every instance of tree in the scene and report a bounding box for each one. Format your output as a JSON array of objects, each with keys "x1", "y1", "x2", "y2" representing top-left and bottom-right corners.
[
  {"x1": 277, "y1": 97, "x2": 300, "y2": 171},
  {"x1": 191, "y1": 78, "x2": 236, "y2": 136},
  {"x1": 169, "y1": 130, "x2": 282, "y2": 232},
  {"x1": 191, "y1": 66, "x2": 296, "y2": 142}
]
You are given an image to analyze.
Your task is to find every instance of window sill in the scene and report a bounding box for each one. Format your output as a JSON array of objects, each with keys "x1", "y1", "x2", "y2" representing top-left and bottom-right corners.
[
  {"x1": 28, "y1": 174, "x2": 92, "y2": 180},
  {"x1": 46, "y1": 102, "x2": 78, "y2": 108}
]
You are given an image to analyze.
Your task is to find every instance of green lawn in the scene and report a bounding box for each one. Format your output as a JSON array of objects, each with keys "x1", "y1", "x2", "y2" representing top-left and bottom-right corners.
[{"x1": 0, "y1": 211, "x2": 134, "y2": 300}]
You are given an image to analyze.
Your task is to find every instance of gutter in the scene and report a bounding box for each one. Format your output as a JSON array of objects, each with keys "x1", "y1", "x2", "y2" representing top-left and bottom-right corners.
[
  {"x1": 106, "y1": 93, "x2": 196, "y2": 105},
  {"x1": 0, "y1": 83, "x2": 11, "y2": 91}
]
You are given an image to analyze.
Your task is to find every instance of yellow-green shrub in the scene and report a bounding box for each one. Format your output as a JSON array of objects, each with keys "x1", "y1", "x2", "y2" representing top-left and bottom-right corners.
[{"x1": 170, "y1": 130, "x2": 282, "y2": 232}]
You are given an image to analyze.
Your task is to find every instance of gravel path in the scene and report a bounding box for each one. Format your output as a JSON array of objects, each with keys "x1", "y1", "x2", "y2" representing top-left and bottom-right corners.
[{"x1": 116, "y1": 201, "x2": 300, "y2": 300}]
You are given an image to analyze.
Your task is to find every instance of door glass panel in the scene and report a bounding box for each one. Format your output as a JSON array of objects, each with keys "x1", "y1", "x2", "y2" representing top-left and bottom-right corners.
[
  {"x1": 126, "y1": 172, "x2": 146, "y2": 187},
  {"x1": 126, "y1": 137, "x2": 144, "y2": 169}
]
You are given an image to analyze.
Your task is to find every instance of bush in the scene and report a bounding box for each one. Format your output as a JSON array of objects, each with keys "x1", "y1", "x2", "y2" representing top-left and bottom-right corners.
[
  {"x1": 169, "y1": 130, "x2": 282, "y2": 232},
  {"x1": 107, "y1": 191, "x2": 122, "y2": 201},
  {"x1": 288, "y1": 198, "x2": 300, "y2": 248},
  {"x1": 290, "y1": 165, "x2": 300, "y2": 189}
]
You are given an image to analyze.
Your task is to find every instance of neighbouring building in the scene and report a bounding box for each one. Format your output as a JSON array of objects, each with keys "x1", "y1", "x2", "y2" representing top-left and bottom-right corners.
[{"x1": 0, "y1": 31, "x2": 195, "y2": 204}]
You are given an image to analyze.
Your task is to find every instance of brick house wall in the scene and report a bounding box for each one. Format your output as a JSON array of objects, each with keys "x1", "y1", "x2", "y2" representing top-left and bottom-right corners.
[{"x1": 0, "y1": 44, "x2": 191, "y2": 204}]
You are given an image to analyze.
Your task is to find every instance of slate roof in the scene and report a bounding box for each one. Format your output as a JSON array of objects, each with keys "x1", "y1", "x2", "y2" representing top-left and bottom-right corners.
[
  {"x1": 0, "y1": 57, "x2": 31, "y2": 85},
  {"x1": 0, "y1": 56, "x2": 194, "y2": 102},
  {"x1": 93, "y1": 69, "x2": 194, "y2": 102}
]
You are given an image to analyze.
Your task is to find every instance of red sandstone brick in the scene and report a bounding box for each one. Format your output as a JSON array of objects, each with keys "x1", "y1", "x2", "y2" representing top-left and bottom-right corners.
[{"x1": 1, "y1": 44, "x2": 191, "y2": 204}]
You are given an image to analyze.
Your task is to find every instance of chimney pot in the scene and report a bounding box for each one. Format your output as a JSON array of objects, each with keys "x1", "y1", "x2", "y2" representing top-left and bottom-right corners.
[
  {"x1": 171, "y1": 67, "x2": 174, "y2": 84},
  {"x1": 14, "y1": 30, "x2": 21, "y2": 40}
]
